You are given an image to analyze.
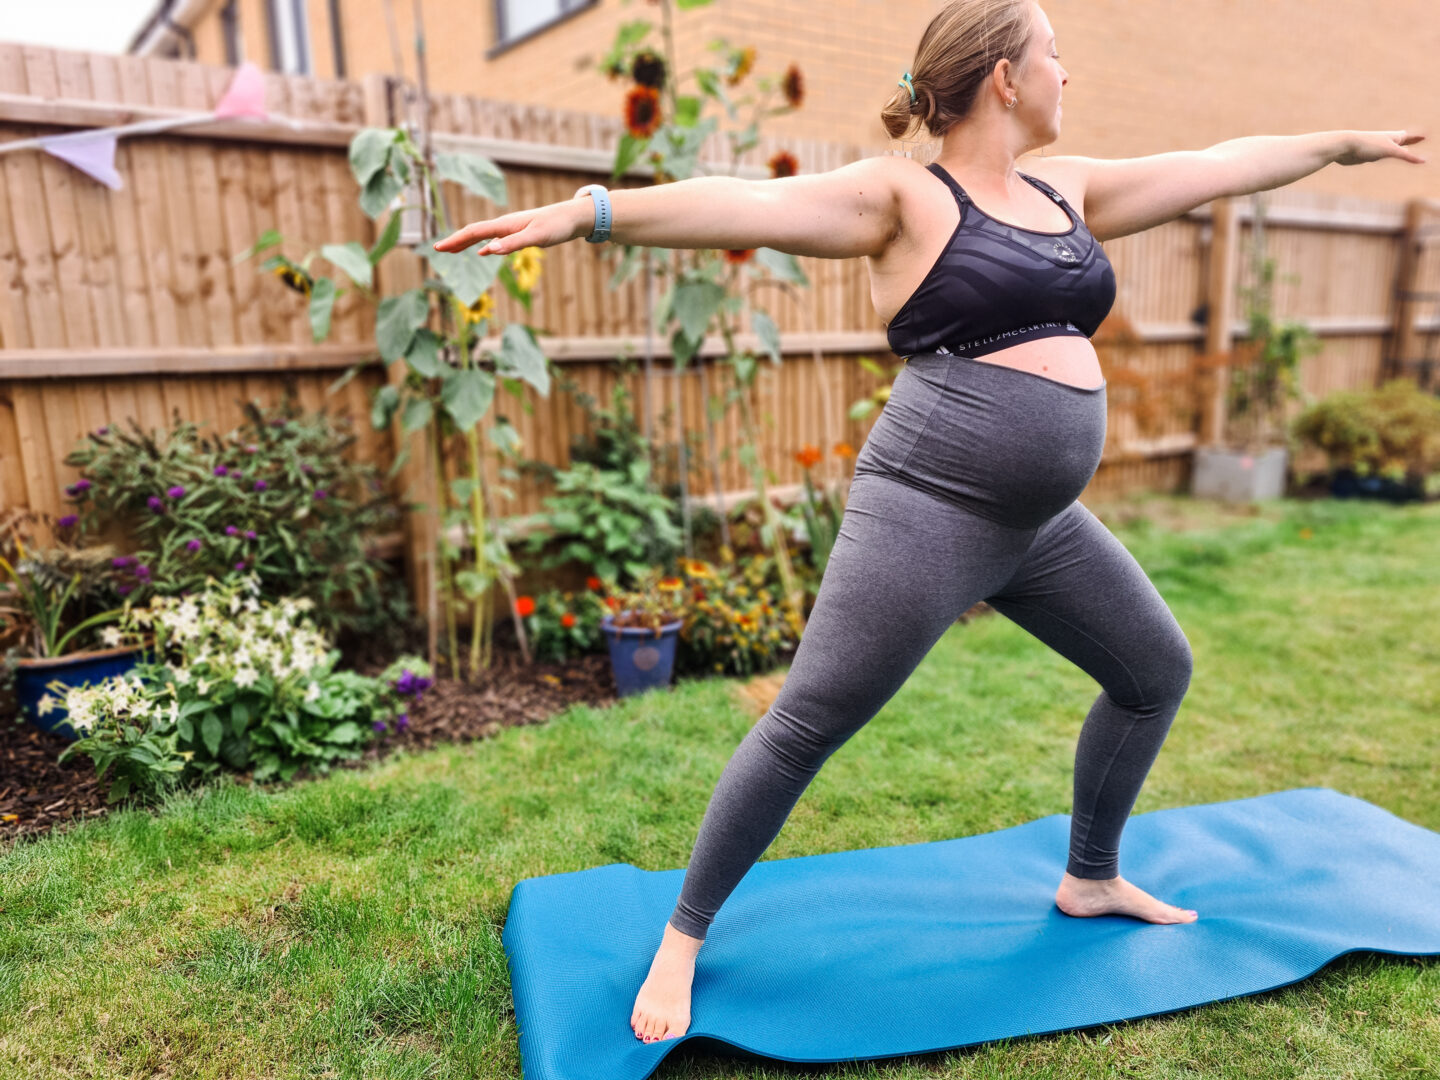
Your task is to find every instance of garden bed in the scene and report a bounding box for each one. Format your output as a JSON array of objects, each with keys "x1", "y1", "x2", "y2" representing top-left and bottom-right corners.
[{"x1": 0, "y1": 614, "x2": 748, "y2": 850}]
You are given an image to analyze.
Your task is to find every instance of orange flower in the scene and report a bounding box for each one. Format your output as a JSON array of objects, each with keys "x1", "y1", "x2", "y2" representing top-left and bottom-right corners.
[
  {"x1": 723, "y1": 248, "x2": 755, "y2": 265},
  {"x1": 624, "y1": 86, "x2": 662, "y2": 138},
  {"x1": 586, "y1": 575, "x2": 602, "y2": 591},
  {"x1": 605, "y1": 596, "x2": 621, "y2": 611},
  {"x1": 833, "y1": 441, "x2": 855, "y2": 459},
  {"x1": 727, "y1": 46, "x2": 756, "y2": 87},
  {"x1": 515, "y1": 595, "x2": 535, "y2": 617},
  {"x1": 794, "y1": 444, "x2": 822, "y2": 469},
  {"x1": 561, "y1": 612, "x2": 576, "y2": 628},
  {"x1": 768, "y1": 150, "x2": 799, "y2": 179}
]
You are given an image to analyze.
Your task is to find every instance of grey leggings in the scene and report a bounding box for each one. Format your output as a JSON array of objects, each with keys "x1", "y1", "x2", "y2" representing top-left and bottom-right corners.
[{"x1": 668, "y1": 351, "x2": 1194, "y2": 941}]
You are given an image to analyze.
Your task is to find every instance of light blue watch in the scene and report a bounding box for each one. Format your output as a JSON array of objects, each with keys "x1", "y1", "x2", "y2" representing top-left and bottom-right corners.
[{"x1": 573, "y1": 183, "x2": 612, "y2": 243}]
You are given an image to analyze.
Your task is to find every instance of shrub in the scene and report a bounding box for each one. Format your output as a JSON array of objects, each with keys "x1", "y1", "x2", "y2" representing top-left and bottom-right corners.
[
  {"x1": 1291, "y1": 379, "x2": 1440, "y2": 483},
  {"x1": 52, "y1": 575, "x2": 430, "y2": 801},
  {"x1": 62, "y1": 397, "x2": 409, "y2": 640}
]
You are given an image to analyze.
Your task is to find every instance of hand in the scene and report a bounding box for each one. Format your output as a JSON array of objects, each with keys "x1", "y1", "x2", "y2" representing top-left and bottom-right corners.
[
  {"x1": 1335, "y1": 129, "x2": 1427, "y2": 166},
  {"x1": 432, "y1": 197, "x2": 589, "y2": 255}
]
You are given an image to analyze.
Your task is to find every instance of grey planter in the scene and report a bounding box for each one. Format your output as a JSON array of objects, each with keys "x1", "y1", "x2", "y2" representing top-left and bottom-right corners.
[{"x1": 1191, "y1": 446, "x2": 1289, "y2": 502}]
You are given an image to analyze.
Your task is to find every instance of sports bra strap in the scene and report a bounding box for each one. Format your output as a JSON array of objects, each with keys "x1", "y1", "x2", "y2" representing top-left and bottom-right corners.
[
  {"x1": 1018, "y1": 172, "x2": 1069, "y2": 207},
  {"x1": 926, "y1": 161, "x2": 970, "y2": 203},
  {"x1": 927, "y1": 162, "x2": 1071, "y2": 211}
]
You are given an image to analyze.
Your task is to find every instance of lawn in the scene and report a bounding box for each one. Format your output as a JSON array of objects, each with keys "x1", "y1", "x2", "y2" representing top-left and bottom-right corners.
[{"x1": 2, "y1": 493, "x2": 1437, "y2": 1079}]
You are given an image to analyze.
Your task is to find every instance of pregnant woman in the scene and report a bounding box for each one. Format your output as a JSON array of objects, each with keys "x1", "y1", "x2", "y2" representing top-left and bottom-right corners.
[{"x1": 433, "y1": 0, "x2": 1425, "y2": 1047}]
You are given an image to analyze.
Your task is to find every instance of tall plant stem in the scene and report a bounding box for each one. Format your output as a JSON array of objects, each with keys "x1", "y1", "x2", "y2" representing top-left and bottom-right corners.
[
  {"x1": 430, "y1": 417, "x2": 459, "y2": 677},
  {"x1": 719, "y1": 316, "x2": 804, "y2": 630},
  {"x1": 465, "y1": 426, "x2": 493, "y2": 677}
]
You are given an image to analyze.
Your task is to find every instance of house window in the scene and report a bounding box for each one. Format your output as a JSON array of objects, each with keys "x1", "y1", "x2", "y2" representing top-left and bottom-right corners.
[
  {"x1": 493, "y1": 0, "x2": 597, "y2": 53},
  {"x1": 267, "y1": 0, "x2": 312, "y2": 75}
]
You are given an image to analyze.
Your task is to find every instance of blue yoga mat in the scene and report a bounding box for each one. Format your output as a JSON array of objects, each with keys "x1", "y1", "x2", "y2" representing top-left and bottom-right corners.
[{"x1": 502, "y1": 787, "x2": 1440, "y2": 1080}]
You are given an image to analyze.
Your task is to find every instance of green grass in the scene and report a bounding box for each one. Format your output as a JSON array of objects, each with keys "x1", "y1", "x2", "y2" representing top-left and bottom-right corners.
[{"x1": 2, "y1": 494, "x2": 1437, "y2": 1079}]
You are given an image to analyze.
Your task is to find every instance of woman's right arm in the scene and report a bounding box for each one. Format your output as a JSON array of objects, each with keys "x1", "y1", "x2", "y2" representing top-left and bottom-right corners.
[{"x1": 432, "y1": 156, "x2": 901, "y2": 260}]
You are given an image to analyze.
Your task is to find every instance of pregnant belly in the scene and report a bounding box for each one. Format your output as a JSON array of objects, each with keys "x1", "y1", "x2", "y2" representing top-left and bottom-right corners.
[{"x1": 965, "y1": 335, "x2": 1104, "y2": 390}]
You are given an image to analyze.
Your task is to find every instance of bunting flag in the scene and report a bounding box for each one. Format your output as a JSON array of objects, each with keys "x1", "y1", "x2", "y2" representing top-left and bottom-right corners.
[
  {"x1": 213, "y1": 61, "x2": 268, "y2": 120},
  {"x1": 40, "y1": 130, "x2": 124, "y2": 191},
  {"x1": 0, "y1": 62, "x2": 271, "y2": 190}
]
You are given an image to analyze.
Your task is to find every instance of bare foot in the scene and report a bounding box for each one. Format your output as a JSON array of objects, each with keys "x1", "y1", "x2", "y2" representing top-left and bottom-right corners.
[
  {"x1": 1054, "y1": 871, "x2": 1198, "y2": 924},
  {"x1": 631, "y1": 922, "x2": 703, "y2": 1044}
]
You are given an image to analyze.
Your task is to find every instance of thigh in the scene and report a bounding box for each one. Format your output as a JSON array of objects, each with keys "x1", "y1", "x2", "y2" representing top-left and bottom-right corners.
[
  {"x1": 984, "y1": 501, "x2": 1193, "y2": 709},
  {"x1": 765, "y1": 472, "x2": 1035, "y2": 752}
]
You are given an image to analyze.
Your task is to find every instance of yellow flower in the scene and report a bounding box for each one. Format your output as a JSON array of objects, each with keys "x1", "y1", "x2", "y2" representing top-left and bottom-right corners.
[
  {"x1": 455, "y1": 292, "x2": 496, "y2": 327},
  {"x1": 512, "y1": 246, "x2": 545, "y2": 293}
]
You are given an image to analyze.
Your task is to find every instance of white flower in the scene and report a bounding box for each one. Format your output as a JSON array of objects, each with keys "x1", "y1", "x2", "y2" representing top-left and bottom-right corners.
[
  {"x1": 304, "y1": 681, "x2": 321, "y2": 703},
  {"x1": 244, "y1": 597, "x2": 260, "y2": 613},
  {"x1": 233, "y1": 667, "x2": 259, "y2": 689},
  {"x1": 170, "y1": 665, "x2": 191, "y2": 685},
  {"x1": 100, "y1": 626, "x2": 123, "y2": 648},
  {"x1": 37, "y1": 693, "x2": 57, "y2": 717},
  {"x1": 196, "y1": 677, "x2": 211, "y2": 696},
  {"x1": 167, "y1": 699, "x2": 179, "y2": 724},
  {"x1": 228, "y1": 595, "x2": 241, "y2": 615}
]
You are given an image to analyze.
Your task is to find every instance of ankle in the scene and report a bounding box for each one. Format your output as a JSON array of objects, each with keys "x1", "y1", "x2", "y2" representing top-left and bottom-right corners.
[
  {"x1": 1064, "y1": 871, "x2": 1120, "y2": 886},
  {"x1": 660, "y1": 922, "x2": 705, "y2": 960}
]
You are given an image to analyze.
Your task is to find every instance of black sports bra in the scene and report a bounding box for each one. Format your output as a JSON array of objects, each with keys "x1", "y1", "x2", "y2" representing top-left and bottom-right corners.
[{"x1": 884, "y1": 162, "x2": 1117, "y2": 360}]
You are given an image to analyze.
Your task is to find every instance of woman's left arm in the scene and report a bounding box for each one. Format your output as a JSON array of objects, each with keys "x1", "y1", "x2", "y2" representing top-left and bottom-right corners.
[
  {"x1": 1049, "y1": 129, "x2": 1427, "y2": 242},
  {"x1": 1212, "y1": 130, "x2": 1426, "y2": 191}
]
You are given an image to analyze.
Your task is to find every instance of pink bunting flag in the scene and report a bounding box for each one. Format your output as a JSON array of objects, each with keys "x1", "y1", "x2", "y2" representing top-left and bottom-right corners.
[
  {"x1": 41, "y1": 131, "x2": 123, "y2": 191},
  {"x1": 214, "y1": 61, "x2": 267, "y2": 120}
]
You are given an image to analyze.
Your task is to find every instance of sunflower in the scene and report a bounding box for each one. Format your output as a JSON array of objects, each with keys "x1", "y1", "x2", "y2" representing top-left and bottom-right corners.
[
  {"x1": 632, "y1": 49, "x2": 667, "y2": 90},
  {"x1": 271, "y1": 263, "x2": 313, "y2": 297},
  {"x1": 454, "y1": 292, "x2": 496, "y2": 327},
  {"x1": 511, "y1": 247, "x2": 545, "y2": 293},
  {"x1": 624, "y1": 86, "x2": 663, "y2": 138},
  {"x1": 781, "y1": 63, "x2": 804, "y2": 108},
  {"x1": 727, "y1": 46, "x2": 756, "y2": 87},
  {"x1": 768, "y1": 150, "x2": 799, "y2": 179}
]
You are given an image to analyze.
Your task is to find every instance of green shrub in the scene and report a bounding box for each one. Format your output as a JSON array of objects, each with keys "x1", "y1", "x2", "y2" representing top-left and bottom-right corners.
[
  {"x1": 51, "y1": 576, "x2": 430, "y2": 802},
  {"x1": 1291, "y1": 379, "x2": 1440, "y2": 482},
  {"x1": 62, "y1": 396, "x2": 409, "y2": 641}
]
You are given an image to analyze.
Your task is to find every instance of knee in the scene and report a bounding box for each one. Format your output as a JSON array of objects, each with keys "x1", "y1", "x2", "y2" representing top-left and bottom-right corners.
[
  {"x1": 752, "y1": 700, "x2": 849, "y2": 783},
  {"x1": 1138, "y1": 628, "x2": 1193, "y2": 711}
]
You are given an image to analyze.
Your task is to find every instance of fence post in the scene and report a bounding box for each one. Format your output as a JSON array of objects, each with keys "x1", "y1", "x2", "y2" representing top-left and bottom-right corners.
[
  {"x1": 1385, "y1": 198, "x2": 1428, "y2": 387},
  {"x1": 362, "y1": 71, "x2": 439, "y2": 660},
  {"x1": 1199, "y1": 195, "x2": 1240, "y2": 446}
]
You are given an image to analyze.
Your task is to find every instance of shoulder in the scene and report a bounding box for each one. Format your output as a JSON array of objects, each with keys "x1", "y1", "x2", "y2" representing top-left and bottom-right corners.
[{"x1": 1015, "y1": 154, "x2": 1092, "y2": 217}]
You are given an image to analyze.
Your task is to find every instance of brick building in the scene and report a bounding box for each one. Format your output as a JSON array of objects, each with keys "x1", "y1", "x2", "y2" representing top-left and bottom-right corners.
[{"x1": 128, "y1": 1, "x2": 1437, "y2": 200}]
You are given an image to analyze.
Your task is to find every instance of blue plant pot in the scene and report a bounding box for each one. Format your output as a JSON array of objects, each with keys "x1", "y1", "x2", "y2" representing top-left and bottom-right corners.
[
  {"x1": 14, "y1": 645, "x2": 146, "y2": 741},
  {"x1": 600, "y1": 613, "x2": 684, "y2": 698},
  {"x1": 1329, "y1": 468, "x2": 1422, "y2": 503}
]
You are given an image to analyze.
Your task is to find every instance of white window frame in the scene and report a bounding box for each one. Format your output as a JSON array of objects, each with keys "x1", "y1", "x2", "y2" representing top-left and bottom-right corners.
[{"x1": 268, "y1": 0, "x2": 313, "y2": 76}]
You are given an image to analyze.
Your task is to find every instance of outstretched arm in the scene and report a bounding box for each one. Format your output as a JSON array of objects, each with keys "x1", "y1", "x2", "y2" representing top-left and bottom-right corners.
[
  {"x1": 1044, "y1": 129, "x2": 1427, "y2": 243},
  {"x1": 433, "y1": 156, "x2": 900, "y2": 259}
]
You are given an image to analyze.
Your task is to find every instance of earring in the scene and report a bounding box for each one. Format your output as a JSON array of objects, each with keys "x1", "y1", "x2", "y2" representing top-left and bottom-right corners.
[{"x1": 1006, "y1": 98, "x2": 1017, "y2": 108}]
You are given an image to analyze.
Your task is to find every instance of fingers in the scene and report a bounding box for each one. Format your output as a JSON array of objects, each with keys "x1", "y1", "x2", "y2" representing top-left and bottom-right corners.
[{"x1": 432, "y1": 223, "x2": 492, "y2": 253}]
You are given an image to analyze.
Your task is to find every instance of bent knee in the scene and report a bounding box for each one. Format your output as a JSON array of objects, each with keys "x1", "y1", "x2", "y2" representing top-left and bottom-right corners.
[{"x1": 1137, "y1": 630, "x2": 1193, "y2": 709}]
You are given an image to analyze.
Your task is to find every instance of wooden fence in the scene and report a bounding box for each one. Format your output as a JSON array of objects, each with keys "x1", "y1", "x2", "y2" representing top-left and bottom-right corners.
[{"x1": 2, "y1": 43, "x2": 1439, "y2": 600}]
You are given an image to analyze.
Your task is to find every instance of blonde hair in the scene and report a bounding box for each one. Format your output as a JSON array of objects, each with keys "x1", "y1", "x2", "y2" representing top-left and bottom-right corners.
[{"x1": 882, "y1": 0, "x2": 1038, "y2": 142}]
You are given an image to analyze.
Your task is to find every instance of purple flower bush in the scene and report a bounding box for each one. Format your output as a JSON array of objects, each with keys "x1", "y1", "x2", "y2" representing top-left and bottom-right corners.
[{"x1": 60, "y1": 396, "x2": 408, "y2": 640}]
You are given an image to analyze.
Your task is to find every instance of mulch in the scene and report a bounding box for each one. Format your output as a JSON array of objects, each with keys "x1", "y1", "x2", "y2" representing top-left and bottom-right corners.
[
  {"x1": 0, "y1": 599, "x2": 996, "y2": 853},
  {"x1": 0, "y1": 620, "x2": 635, "y2": 852}
]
